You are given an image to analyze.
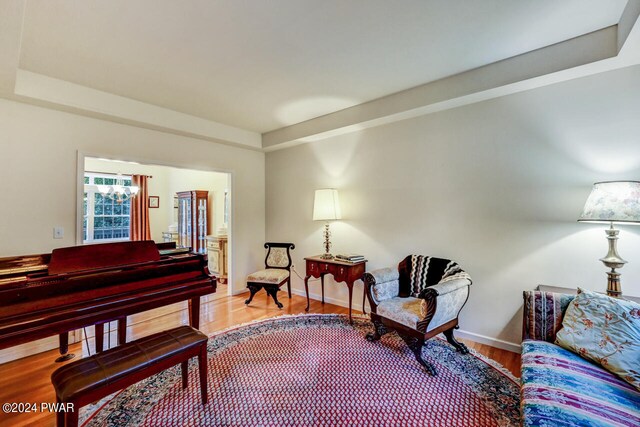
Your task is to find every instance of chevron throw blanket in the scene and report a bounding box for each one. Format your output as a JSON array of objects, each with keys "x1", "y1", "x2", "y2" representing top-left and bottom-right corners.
[{"x1": 404, "y1": 255, "x2": 471, "y2": 298}]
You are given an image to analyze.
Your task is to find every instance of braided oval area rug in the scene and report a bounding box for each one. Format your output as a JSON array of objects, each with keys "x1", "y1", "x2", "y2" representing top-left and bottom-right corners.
[{"x1": 82, "y1": 314, "x2": 520, "y2": 426}]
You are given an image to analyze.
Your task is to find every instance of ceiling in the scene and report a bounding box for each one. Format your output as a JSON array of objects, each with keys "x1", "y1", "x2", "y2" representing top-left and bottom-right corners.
[
  {"x1": 1, "y1": 0, "x2": 639, "y2": 150},
  {"x1": 16, "y1": 0, "x2": 628, "y2": 133}
]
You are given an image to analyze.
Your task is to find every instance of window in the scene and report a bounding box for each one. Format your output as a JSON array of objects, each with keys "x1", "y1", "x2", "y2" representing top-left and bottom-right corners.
[{"x1": 83, "y1": 173, "x2": 132, "y2": 243}]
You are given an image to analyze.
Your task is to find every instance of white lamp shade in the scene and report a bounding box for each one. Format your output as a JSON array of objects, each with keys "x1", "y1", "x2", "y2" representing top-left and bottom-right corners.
[
  {"x1": 313, "y1": 189, "x2": 342, "y2": 221},
  {"x1": 578, "y1": 181, "x2": 640, "y2": 224}
]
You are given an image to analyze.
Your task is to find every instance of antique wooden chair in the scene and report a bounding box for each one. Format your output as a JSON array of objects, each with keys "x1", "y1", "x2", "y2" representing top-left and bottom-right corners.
[
  {"x1": 245, "y1": 242, "x2": 295, "y2": 309},
  {"x1": 364, "y1": 255, "x2": 472, "y2": 375}
]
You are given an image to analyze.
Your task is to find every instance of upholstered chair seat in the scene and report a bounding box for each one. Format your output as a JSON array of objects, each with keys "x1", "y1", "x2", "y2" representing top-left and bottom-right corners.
[
  {"x1": 247, "y1": 269, "x2": 290, "y2": 284},
  {"x1": 365, "y1": 255, "x2": 472, "y2": 375},
  {"x1": 245, "y1": 243, "x2": 295, "y2": 309},
  {"x1": 376, "y1": 297, "x2": 423, "y2": 329}
]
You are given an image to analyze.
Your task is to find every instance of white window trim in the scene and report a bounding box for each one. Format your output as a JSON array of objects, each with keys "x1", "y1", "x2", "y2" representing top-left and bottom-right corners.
[{"x1": 83, "y1": 173, "x2": 133, "y2": 244}]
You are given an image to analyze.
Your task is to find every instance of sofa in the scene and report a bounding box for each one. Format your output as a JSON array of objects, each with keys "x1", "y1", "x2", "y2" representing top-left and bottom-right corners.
[{"x1": 521, "y1": 290, "x2": 640, "y2": 427}]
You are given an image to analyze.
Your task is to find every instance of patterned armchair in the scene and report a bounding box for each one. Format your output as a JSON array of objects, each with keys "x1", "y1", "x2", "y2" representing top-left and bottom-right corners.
[
  {"x1": 364, "y1": 255, "x2": 472, "y2": 375},
  {"x1": 245, "y1": 242, "x2": 295, "y2": 309}
]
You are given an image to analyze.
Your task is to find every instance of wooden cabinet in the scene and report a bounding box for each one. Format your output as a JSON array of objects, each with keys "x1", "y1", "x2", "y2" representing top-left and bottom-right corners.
[
  {"x1": 177, "y1": 190, "x2": 209, "y2": 254},
  {"x1": 206, "y1": 236, "x2": 228, "y2": 283}
]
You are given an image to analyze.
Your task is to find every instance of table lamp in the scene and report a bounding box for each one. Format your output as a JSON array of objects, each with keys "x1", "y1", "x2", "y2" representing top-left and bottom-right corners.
[
  {"x1": 313, "y1": 189, "x2": 341, "y2": 259},
  {"x1": 578, "y1": 181, "x2": 640, "y2": 296}
]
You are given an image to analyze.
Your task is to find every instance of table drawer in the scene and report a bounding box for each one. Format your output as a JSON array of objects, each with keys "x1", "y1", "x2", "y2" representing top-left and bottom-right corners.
[
  {"x1": 331, "y1": 264, "x2": 348, "y2": 282},
  {"x1": 306, "y1": 260, "x2": 331, "y2": 276}
]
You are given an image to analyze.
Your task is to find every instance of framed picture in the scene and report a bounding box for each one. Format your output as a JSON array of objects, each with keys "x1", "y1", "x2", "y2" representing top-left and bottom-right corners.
[{"x1": 149, "y1": 196, "x2": 160, "y2": 208}]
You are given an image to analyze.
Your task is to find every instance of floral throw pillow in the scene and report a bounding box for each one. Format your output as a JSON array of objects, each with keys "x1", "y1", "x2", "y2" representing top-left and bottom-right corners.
[{"x1": 555, "y1": 288, "x2": 640, "y2": 390}]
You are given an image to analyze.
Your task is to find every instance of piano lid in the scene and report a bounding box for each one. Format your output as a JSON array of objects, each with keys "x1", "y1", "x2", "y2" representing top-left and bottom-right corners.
[{"x1": 48, "y1": 240, "x2": 161, "y2": 275}]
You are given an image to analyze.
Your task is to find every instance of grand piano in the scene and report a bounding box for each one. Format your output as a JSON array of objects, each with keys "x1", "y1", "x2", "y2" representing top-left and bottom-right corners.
[{"x1": 0, "y1": 240, "x2": 215, "y2": 361}]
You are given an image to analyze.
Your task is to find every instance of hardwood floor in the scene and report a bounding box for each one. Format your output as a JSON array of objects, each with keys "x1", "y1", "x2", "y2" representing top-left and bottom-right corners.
[{"x1": 0, "y1": 293, "x2": 521, "y2": 427}]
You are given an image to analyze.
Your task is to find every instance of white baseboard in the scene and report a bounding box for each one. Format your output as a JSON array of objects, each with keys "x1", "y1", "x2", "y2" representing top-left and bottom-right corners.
[
  {"x1": 451, "y1": 329, "x2": 521, "y2": 354},
  {"x1": 0, "y1": 337, "x2": 60, "y2": 365},
  {"x1": 290, "y1": 288, "x2": 367, "y2": 312},
  {"x1": 0, "y1": 330, "x2": 83, "y2": 365},
  {"x1": 292, "y1": 289, "x2": 521, "y2": 354}
]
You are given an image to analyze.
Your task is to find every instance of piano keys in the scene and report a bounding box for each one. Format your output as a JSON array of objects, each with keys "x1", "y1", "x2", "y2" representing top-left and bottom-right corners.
[{"x1": 0, "y1": 240, "x2": 215, "y2": 359}]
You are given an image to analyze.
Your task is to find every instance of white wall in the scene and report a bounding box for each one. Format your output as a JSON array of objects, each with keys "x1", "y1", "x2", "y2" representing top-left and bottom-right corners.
[
  {"x1": 0, "y1": 97, "x2": 264, "y2": 297},
  {"x1": 265, "y1": 65, "x2": 640, "y2": 349}
]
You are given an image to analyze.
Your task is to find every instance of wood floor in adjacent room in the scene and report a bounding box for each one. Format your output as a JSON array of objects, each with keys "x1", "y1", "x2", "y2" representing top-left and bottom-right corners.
[{"x1": 0, "y1": 293, "x2": 521, "y2": 427}]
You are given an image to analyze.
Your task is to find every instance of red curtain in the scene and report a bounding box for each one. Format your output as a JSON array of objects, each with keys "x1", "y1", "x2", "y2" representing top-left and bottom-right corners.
[{"x1": 130, "y1": 175, "x2": 151, "y2": 241}]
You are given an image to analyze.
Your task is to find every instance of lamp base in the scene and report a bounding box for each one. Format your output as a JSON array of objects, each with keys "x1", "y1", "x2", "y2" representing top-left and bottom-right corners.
[
  {"x1": 600, "y1": 224, "x2": 626, "y2": 298},
  {"x1": 606, "y1": 270, "x2": 622, "y2": 297},
  {"x1": 321, "y1": 222, "x2": 333, "y2": 260}
]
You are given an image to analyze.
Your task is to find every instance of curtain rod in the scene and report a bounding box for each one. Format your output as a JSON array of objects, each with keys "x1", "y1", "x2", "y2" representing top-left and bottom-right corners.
[{"x1": 85, "y1": 171, "x2": 153, "y2": 178}]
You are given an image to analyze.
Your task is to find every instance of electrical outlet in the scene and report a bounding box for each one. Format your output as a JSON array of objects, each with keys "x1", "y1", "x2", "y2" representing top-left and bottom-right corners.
[{"x1": 53, "y1": 226, "x2": 64, "y2": 239}]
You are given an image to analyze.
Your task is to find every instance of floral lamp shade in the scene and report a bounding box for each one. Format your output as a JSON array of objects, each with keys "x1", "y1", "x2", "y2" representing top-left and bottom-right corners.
[{"x1": 578, "y1": 181, "x2": 640, "y2": 224}]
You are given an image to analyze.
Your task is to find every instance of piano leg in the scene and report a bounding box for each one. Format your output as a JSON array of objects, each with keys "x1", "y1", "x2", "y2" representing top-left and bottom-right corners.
[
  {"x1": 55, "y1": 332, "x2": 75, "y2": 363},
  {"x1": 189, "y1": 297, "x2": 201, "y2": 329},
  {"x1": 56, "y1": 397, "x2": 64, "y2": 426},
  {"x1": 95, "y1": 323, "x2": 104, "y2": 352},
  {"x1": 95, "y1": 320, "x2": 125, "y2": 352},
  {"x1": 117, "y1": 317, "x2": 127, "y2": 345}
]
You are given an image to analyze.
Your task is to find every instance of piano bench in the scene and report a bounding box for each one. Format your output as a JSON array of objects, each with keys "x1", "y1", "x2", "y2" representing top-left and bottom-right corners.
[{"x1": 50, "y1": 325, "x2": 209, "y2": 427}]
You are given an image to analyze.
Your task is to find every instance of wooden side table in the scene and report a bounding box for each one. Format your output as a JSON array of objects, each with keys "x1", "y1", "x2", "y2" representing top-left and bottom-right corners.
[{"x1": 304, "y1": 256, "x2": 367, "y2": 323}]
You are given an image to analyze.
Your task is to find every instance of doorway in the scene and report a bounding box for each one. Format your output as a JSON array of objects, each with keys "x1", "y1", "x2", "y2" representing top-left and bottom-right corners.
[{"x1": 79, "y1": 155, "x2": 232, "y2": 298}]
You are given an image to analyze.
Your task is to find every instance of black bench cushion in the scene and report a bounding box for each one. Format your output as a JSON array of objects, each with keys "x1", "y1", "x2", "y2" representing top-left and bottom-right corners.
[{"x1": 51, "y1": 325, "x2": 207, "y2": 402}]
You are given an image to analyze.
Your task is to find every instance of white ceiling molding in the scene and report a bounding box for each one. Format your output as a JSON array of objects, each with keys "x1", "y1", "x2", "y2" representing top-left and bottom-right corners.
[
  {"x1": 263, "y1": 3, "x2": 640, "y2": 151},
  {"x1": 2, "y1": 0, "x2": 262, "y2": 149},
  {"x1": 0, "y1": 0, "x2": 24, "y2": 95},
  {"x1": 14, "y1": 69, "x2": 262, "y2": 149},
  {"x1": 618, "y1": 0, "x2": 640, "y2": 53},
  {"x1": 1, "y1": 1, "x2": 639, "y2": 152}
]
